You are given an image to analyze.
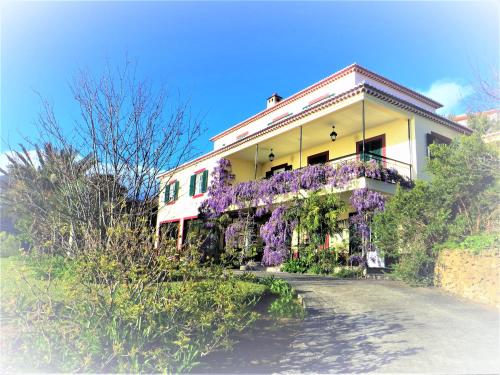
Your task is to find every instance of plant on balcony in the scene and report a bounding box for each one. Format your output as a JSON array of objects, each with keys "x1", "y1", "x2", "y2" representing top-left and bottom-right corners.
[{"x1": 200, "y1": 157, "x2": 411, "y2": 267}]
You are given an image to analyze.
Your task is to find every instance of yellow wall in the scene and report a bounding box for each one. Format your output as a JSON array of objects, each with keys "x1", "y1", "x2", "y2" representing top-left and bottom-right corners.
[
  {"x1": 413, "y1": 115, "x2": 464, "y2": 179},
  {"x1": 230, "y1": 119, "x2": 411, "y2": 180},
  {"x1": 227, "y1": 157, "x2": 260, "y2": 183}
]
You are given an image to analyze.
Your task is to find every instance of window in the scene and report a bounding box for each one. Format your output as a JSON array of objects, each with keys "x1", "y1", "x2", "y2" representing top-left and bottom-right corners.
[
  {"x1": 307, "y1": 151, "x2": 329, "y2": 165},
  {"x1": 265, "y1": 163, "x2": 292, "y2": 178},
  {"x1": 356, "y1": 134, "x2": 386, "y2": 163},
  {"x1": 159, "y1": 221, "x2": 179, "y2": 244},
  {"x1": 164, "y1": 180, "x2": 179, "y2": 203},
  {"x1": 189, "y1": 169, "x2": 208, "y2": 197},
  {"x1": 426, "y1": 132, "x2": 451, "y2": 157},
  {"x1": 182, "y1": 218, "x2": 202, "y2": 246},
  {"x1": 183, "y1": 217, "x2": 222, "y2": 256}
]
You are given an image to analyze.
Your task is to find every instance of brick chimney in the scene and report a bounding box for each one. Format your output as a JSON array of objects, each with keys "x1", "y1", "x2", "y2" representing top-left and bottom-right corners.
[{"x1": 267, "y1": 93, "x2": 283, "y2": 109}]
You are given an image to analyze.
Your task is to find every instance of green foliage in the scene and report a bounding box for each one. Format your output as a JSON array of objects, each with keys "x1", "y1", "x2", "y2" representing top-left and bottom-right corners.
[
  {"x1": 25, "y1": 254, "x2": 77, "y2": 281},
  {"x1": 280, "y1": 192, "x2": 347, "y2": 274},
  {"x1": 259, "y1": 276, "x2": 292, "y2": 296},
  {"x1": 391, "y1": 248, "x2": 436, "y2": 286},
  {"x1": 426, "y1": 133, "x2": 499, "y2": 236},
  {"x1": 282, "y1": 241, "x2": 348, "y2": 275},
  {"x1": 372, "y1": 132, "x2": 499, "y2": 285},
  {"x1": 258, "y1": 277, "x2": 305, "y2": 319},
  {"x1": 0, "y1": 231, "x2": 20, "y2": 257},
  {"x1": 332, "y1": 267, "x2": 364, "y2": 279},
  {"x1": 315, "y1": 248, "x2": 342, "y2": 274},
  {"x1": 3, "y1": 225, "x2": 266, "y2": 373},
  {"x1": 372, "y1": 181, "x2": 447, "y2": 261},
  {"x1": 289, "y1": 192, "x2": 346, "y2": 251},
  {"x1": 281, "y1": 258, "x2": 308, "y2": 273},
  {"x1": 267, "y1": 293, "x2": 305, "y2": 319},
  {"x1": 282, "y1": 248, "x2": 346, "y2": 276},
  {"x1": 306, "y1": 263, "x2": 323, "y2": 275},
  {"x1": 438, "y1": 233, "x2": 500, "y2": 255},
  {"x1": 466, "y1": 112, "x2": 500, "y2": 135},
  {"x1": 459, "y1": 233, "x2": 499, "y2": 252},
  {"x1": 1, "y1": 145, "x2": 95, "y2": 256}
]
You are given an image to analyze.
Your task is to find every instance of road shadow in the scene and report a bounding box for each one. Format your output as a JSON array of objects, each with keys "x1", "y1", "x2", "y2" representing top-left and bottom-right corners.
[
  {"x1": 277, "y1": 307, "x2": 423, "y2": 374},
  {"x1": 198, "y1": 304, "x2": 423, "y2": 374}
]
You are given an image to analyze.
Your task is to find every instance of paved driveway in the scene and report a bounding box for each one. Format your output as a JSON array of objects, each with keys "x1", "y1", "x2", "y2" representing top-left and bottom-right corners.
[{"x1": 202, "y1": 272, "x2": 499, "y2": 374}]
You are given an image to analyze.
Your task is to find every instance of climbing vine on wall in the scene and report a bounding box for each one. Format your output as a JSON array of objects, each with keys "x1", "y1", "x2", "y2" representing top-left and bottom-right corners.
[{"x1": 199, "y1": 158, "x2": 412, "y2": 266}]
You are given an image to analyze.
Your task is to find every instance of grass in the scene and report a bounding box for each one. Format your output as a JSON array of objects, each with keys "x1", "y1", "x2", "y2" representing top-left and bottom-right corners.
[{"x1": 1, "y1": 256, "x2": 70, "y2": 307}]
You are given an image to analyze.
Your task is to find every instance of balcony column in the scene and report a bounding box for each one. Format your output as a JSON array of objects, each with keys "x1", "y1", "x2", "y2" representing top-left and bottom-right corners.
[
  {"x1": 361, "y1": 99, "x2": 367, "y2": 259},
  {"x1": 407, "y1": 118, "x2": 413, "y2": 180},
  {"x1": 299, "y1": 126, "x2": 303, "y2": 168},
  {"x1": 295, "y1": 125, "x2": 303, "y2": 259},
  {"x1": 254, "y1": 143, "x2": 259, "y2": 180},
  {"x1": 362, "y1": 99, "x2": 366, "y2": 161}
]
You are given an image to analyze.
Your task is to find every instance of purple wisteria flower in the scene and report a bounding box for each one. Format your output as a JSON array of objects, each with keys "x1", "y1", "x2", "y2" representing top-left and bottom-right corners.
[
  {"x1": 260, "y1": 205, "x2": 294, "y2": 266},
  {"x1": 349, "y1": 188, "x2": 386, "y2": 237},
  {"x1": 199, "y1": 157, "x2": 410, "y2": 266}
]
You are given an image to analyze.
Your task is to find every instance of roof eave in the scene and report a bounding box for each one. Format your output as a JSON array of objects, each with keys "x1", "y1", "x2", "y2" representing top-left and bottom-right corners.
[{"x1": 158, "y1": 83, "x2": 470, "y2": 179}]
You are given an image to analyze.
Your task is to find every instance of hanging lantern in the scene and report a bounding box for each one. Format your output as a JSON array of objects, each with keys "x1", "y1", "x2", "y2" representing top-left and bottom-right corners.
[
  {"x1": 330, "y1": 125, "x2": 338, "y2": 142},
  {"x1": 268, "y1": 148, "x2": 275, "y2": 162}
]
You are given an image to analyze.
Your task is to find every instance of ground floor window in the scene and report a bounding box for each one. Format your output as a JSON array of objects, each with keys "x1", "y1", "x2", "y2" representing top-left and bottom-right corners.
[
  {"x1": 159, "y1": 221, "x2": 179, "y2": 245},
  {"x1": 183, "y1": 218, "x2": 222, "y2": 260}
]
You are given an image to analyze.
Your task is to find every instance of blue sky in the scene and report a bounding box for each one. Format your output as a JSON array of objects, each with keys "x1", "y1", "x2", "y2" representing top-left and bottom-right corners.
[{"x1": 1, "y1": 1, "x2": 498, "y2": 158}]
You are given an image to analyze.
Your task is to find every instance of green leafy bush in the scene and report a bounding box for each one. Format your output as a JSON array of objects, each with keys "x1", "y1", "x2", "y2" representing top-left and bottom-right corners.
[
  {"x1": 459, "y1": 233, "x2": 499, "y2": 252},
  {"x1": 259, "y1": 276, "x2": 305, "y2": 319},
  {"x1": 281, "y1": 258, "x2": 309, "y2": 273},
  {"x1": 268, "y1": 293, "x2": 305, "y2": 319},
  {"x1": 373, "y1": 133, "x2": 499, "y2": 285},
  {"x1": 259, "y1": 276, "x2": 292, "y2": 296},
  {"x1": 5, "y1": 225, "x2": 264, "y2": 373},
  {"x1": 333, "y1": 266, "x2": 364, "y2": 279},
  {"x1": 307, "y1": 263, "x2": 323, "y2": 275},
  {"x1": 25, "y1": 254, "x2": 76, "y2": 280},
  {"x1": 437, "y1": 233, "x2": 500, "y2": 254},
  {"x1": 391, "y1": 248, "x2": 436, "y2": 286},
  {"x1": 0, "y1": 231, "x2": 20, "y2": 258}
]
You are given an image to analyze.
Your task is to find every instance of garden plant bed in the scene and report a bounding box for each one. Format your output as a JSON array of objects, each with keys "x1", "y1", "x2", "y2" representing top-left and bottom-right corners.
[{"x1": 0, "y1": 257, "x2": 306, "y2": 373}]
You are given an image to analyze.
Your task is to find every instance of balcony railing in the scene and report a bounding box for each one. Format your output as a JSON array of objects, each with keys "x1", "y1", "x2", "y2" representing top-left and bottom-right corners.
[
  {"x1": 327, "y1": 152, "x2": 412, "y2": 180},
  {"x1": 259, "y1": 152, "x2": 412, "y2": 185}
]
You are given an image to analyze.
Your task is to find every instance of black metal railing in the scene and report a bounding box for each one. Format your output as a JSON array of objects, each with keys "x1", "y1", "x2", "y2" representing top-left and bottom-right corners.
[
  {"x1": 258, "y1": 152, "x2": 412, "y2": 183},
  {"x1": 326, "y1": 152, "x2": 412, "y2": 180}
]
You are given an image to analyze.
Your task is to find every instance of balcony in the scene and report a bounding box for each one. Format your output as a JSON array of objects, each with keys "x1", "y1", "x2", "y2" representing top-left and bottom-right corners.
[
  {"x1": 326, "y1": 152, "x2": 412, "y2": 180},
  {"x1": 224, "y1": 99, "x2": 414, "y2": 190}
]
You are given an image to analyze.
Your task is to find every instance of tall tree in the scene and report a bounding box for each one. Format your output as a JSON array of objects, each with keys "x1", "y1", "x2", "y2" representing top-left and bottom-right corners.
[{"x1": 2, "y1": 61, "x2": 202, "y2": 255}]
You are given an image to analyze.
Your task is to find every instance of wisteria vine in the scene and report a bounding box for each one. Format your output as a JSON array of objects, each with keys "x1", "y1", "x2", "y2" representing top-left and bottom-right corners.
[{"x1": 199, "y1": 157, "x2": 412, "y2": 266}]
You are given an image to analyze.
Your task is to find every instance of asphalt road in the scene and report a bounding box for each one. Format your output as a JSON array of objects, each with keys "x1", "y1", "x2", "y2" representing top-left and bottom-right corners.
[{"x1": 201, "y1": 272, "x2": 500, "y2": 374}]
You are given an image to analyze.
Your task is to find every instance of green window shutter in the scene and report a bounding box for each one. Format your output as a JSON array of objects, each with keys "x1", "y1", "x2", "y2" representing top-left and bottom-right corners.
[
  {"x1": 165, "y1": 183, "x2": 171, "y2": 202},
  {"x1": 201, "y1": 170, "x2": 208, "y2": 193},
  {"x1": 174, "y1": 181, "x2": 179, "y2": 200},
  {"x1": 189, "y1": 175, "x2": 196, "y2": 196}
]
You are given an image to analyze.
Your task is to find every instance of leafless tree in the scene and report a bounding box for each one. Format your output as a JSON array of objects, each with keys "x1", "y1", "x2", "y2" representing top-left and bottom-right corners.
[
  {"x1": 3, "y1": 60, "x2": 203, "y2": 255},
  {"x1": 468, "y1": 63, "x2": 499, "y2": 111}
]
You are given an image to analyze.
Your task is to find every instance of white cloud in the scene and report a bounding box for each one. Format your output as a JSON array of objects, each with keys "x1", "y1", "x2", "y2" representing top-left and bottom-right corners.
[{"x1": 420, "y1": 80, "x2": 474, "y2": 115}]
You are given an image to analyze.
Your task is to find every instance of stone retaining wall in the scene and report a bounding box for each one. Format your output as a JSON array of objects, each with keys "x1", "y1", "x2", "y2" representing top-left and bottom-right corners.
[{"x1": 434, "y1": 250, "x2": 499, "y2": 308}]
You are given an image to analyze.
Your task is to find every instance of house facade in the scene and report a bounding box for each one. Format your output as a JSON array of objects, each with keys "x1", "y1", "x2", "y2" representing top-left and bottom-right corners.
[{"x1": 156, "y1": 64, "x2": 471, "y2": 261}]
